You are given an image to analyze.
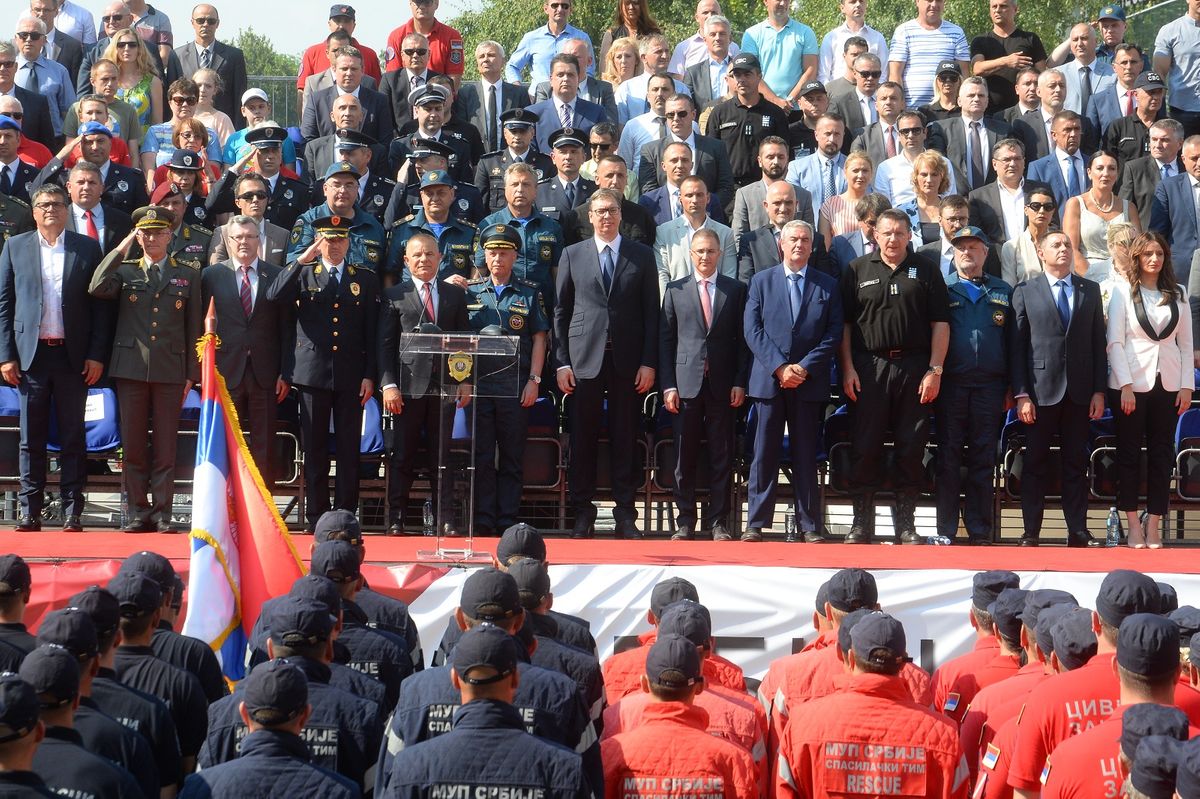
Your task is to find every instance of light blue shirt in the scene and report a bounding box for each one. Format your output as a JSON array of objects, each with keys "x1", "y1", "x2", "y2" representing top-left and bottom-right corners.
[
  {"x1": 888, "y1": 19, "x2": 969, "y2": 106},
  {"x1": 506, "y1": 24, "x2": 594, "y2": 89},
  {"x1": 785, "y1": 152, "x2": 847, "y2": 211},
  {"x1": 612, "y1": 73, "x2": 691, "y2": 125},
  {"x1": 708, "y1": 56, "x2": 732, "y2": 103},
  {"x1": 142, "y1": 122, "x2": 223, "y2": 167},
  {"x1": 1154, "y1": 14, "x2": 1200, "y2": 113},
  {"x1": 740, "y1": 18, "x2": 818, "y2": 99},
  {"x1": 14, "y1": 55, "x2": 74, "y2": 136}
]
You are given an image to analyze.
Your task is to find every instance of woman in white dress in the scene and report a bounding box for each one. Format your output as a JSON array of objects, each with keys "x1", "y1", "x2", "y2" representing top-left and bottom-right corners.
[
  {"x1": 1000, "y1": 186, "x2": 1056, "y2": 286},
  {"x1": 1062, "y1": 150, "x2": 1141, "y2": 281}
]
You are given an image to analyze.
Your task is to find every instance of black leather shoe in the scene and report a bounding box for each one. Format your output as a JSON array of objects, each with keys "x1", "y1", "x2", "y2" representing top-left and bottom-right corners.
[
  {"x1": 122, "y1": 520, "x2": 154, "y2": 533},
  {"x1": 803, "y1": 530, "x2": 829, "y2": 543},
  {"x1": 845, "y1": 529, "x2": 870, "y2": 544},
  {"x1": 156, "y1": 521, "x2": 179, "y2": 533},
  {"x1": 617, "y1": 520, "x2": 643, "y2": 540},
  {"x1": 711, "y1": 523, "x2": 733, "y2": 542},
  {"x1": 15, "y1": 516, "x2": 40, "y2": 532},
  {"x1": 671, "y1": 525, "x2": 693, "y2": 541},
  {"x1": 386, "y1": 521, "x2": 404, "y2": 536},
  {"x1": 62, "y1": 516, "x2": 82, "y2": 532},
  {"x1": 740, "y1": 528, "x2": 763, "y2": 542},
  {"x1": 1018, "y1": 535, "x2": 1039, "y2": 547},
  {"x1": 570, "y1": 514, "x2": 595, "y2": 539},
  {"x1": 900, "y1": 530, "x2": 924, "y2": 545},
  {"x1": 1068, "y1": 530, "x2": 1101, "y2": 548},
  {"x1": 966, "y1": 535, "x2": 993, "y2": 546}
]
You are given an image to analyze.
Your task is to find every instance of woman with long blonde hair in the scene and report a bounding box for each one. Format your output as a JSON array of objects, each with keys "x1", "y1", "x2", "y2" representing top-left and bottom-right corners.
[{"x1": 103, "y1": 28, "x2": 161, "y2": 132}]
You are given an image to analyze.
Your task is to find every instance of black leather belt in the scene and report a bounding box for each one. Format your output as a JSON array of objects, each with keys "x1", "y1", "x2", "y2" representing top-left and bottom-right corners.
[{"x1": 39, "y1": 338, "x2": 65, "y2": 347}]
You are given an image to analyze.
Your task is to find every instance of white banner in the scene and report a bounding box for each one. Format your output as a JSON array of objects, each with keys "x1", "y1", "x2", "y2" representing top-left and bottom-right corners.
[{"x1": 401, "y1": 564, "x2": 1200, "y2": 678}]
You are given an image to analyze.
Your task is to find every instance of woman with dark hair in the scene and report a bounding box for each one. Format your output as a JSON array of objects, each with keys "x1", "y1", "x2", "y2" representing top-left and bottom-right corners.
[
  {"x1": 1063, "y1": 150, "x2": 1140, "y2": 282},
  {"x1": 1105, "y1": 232, "x2": 1193, "y2": 548},
  {"x1": 598, "y1": 0, "x2": 661, "y2": 68}
]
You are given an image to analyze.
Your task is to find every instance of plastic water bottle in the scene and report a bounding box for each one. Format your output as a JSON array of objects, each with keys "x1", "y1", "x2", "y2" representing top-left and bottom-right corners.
[
  {"x1": 1105, "y1": 507, "x2": 1121, "y2": 547},
  {"x1": 927, "y1": 535, "x2": 953, "y2": 545},
  {"x1": 422, "y1": 499, "x2": 434, "y2": 537}
]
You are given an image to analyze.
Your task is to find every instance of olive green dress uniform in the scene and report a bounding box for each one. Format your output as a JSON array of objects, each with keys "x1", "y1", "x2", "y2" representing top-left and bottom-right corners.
[
  {"x1": 88, "y1": 207, "x2": 203, "y2": 531},
  {"x1": 0, "y1": 195, "x2": 34, "y2": 250}
]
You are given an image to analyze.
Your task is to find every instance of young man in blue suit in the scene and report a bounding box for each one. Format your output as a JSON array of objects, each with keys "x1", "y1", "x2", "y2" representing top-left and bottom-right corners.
[{"x1": 743, "y1": 220, "x2": 843, "y2": 543}]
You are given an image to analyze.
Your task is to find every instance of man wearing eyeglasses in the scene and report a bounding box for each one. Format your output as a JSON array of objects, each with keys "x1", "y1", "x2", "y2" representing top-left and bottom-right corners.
[
  {"x1": 830, "y1": 53, "x2": 881, "y2": 132},
  {"x1": 207, "y1": 172, "x2": 289, "y2": 266},
  {"x1": 0, "y1": 182, "x2": 105, "y2": 533},
  {"x1": 872, "y1": 109, "x2": 959, "y2": 203},
  {"x1": 0, "y1": 114, "x2": 38, "y2": 203},
  {"x1": 380, "y1": 32, "x2": 442, "y2": 134},
  {"x1": 507, "y1": 0, "x2": 594, "y2": 91},
  {"x1": 968, "y1": 137, "x2": 1050, "y2": 249},
  {"x1": 22, "y1": 0, "x2": 83, "y2": 89},
  {"x1": 13, "y1": 18, "x2": 73, "y2": 144},
  {"x1": 384, "y1": 0, "x2": 464, "y2": 89},
  {"x1": 174, "y1": 5, "x2": 247, "y2": 129},
  {"x1": 15, "y1": 0, "x2": 96, "y2": 49},
  {"x1": 638, "y1": 94, "x2": 734, "y2": 214}
]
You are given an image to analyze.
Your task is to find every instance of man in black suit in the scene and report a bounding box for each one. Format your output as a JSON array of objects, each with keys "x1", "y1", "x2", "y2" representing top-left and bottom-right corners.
[
  {"x1": 301, "y1": 46, "x2": 392, "y2": 144},
  {"x1": 0, "y1": 182, "x2": 105, "y2": 532},
  {"x1": 377, "y1": 230, "x2": 470, "y2": 535},
  {"x1": 660, "y1": 227, "x2": 749, "y2": 541},
  {"x1": 31, "y1": 121, "x2": 148, "y2": 215},
  {"x1": 531, "y1": 38, "x2": 618, "y2": 124},
  {"x1": 1119, "y1": 118, "x2": 1184, "y2": 220},
  {"x1": 266, "y1": 215, "x2": 380, "y2": 532},
  {"x1": 848, "y1": 80, "x2": 905, "y2": 168},
  {"x1": 967, "y1": 138, "x2": 1050, "y2": 248},
  {"x1": 379, "y1": 32, "x2": 445, "y2": 133},
  {"x1": 927, "y1": 77, "x2": 1012, "y2": 194},
  {"x1": 739, "y1": 181, "x2": 827, "y2": 281},
  {"x1": 28, "y1": 0, "x2": 83, "y2": 87},
  {"x1": 62, "y1": 160, "x2": 132, "y2": 251},
  {"x1": 830, "y1": 53, "x2": 882, "y2": 134},
  {"x1": 1000, "y1": 67, "x2": 1040, "y2": 126},
  {"x1": 682, "y1": 15, "x2": 734, "y2": 113},
  {"x1": 919, "y1": 195, "x2": 1003, "y2": 278},
  {"x1": 1009, "y1": 229, "x2": 1107, "y2": 547},
  {"x1": 637, "y1": 94, "x2": 734, "y2": 211},
  {"x1": 201, "y1": 215, "x2": 290, "y2": 484},
  {"x1": 0, "y1": 115, "x2": 38, "y2": 203},
  {"x1": 174, "y1": 4, "x2": 248, "y2": 128},
  {"x1": 387, "y1": 86, "x2": 473, "y2": 182},
  {"x1": 305, "y1": 97, "x2": 391, "y2": 181},
  {"x1": 0, "y1": 42, "x2": 54, "y2": 152},
  {"x1": 454, "y1": 41, "x2": 530, "y2": 153},
  {"x1": 559, "y1": 154, "x2": 656, "y2": 247},
  {"x1": 555, "y1": 188, "x2": 658, "y2": 539},
  {"x1": 534, "y1": 127, "x2": 595, "y2": 226}
]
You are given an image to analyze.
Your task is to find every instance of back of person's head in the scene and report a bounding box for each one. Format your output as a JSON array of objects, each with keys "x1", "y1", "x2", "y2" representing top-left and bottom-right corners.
[
  {"x1": 458, "y1": 568, "x2": 523, "y2": 633},
  {"x1": 1116, "y1": 614, "x2": 1182, "y2": 695},
  {"x1": 649, "y1": 577, "x2": 699, "y2": 623},
  {"x1": 118, "y1": 551, "x2": 175, "y2": 609},
  {"x1": 1096, "y1": 570, "x2": 1161, "y2": 646},
  {"x1": 240, "y1": 659, "x2": 310, "y2": 734},
  {"x1": 0, "y1": 555, "x2": 32, "y2": 617},
  {"x1": 313, "y1": 510, "x2": 364, "y2": 553},
  {"x1": 0, "y1": 673, "x2": 42, "y2": 765},
  {"x1": 451, "y1": 625, "x2": 520, "y2": 703},
  {"x1": 107, "y1": 570, "x2": 162, "y2": 639},
  {"x1": 309, "y1": 540, "x2": 362, "y2": 597},
  {"x1": 497, "y1": 523, "x2": 547, "y2": 565},
  {"x1": 1119, "y1": 705, "x2": 1189, "y2": 771},
  {"x1": 18, "y1": 645, "x2": 81, "y2": 721},
  {"x1": 267, "y1": 596, "x2": 335, "y2": 662},
  {"x1": 1051, "y1": 607, "x2": 1098, "y2": 671},
  {"x1": 643, "y1": 633, "x2": 703, "y2": 702},
  {"x1": 68, "y1": 586, "x2": 122, "y2": 654},
  {"x1": 826, "y1": 568, "x2": 879, "y2": 624},
  {"x1": 658, "y1": 600, "x2": 712, "y2": 653},
  {"x1": 37, "y1": 608, "x2": 99, "y2": 667},
  {"x1": 1129, "y1": 735, "x2": 1183, "y2": 799},
  {"x1": 508, "y1": 558, "x2": 551, "y2": 613},
  {"x1": 989, "y1": 588, "x2": 1029, "y2": 655},
  {"x1": 972, "y1": 570, "x2": 1020, "y2": 631},
  {"x1": 849, "y1": 612, "x2": 910, "y2": 677}
]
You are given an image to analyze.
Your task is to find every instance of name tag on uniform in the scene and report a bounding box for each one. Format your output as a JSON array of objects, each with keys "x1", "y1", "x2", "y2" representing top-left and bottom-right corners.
[
  {"x1": 859, "y1": 278, "x2": 880, "y2": 288},
  {"x1": 988, "y1": 295, "x2": 1009, "y2": 306}
]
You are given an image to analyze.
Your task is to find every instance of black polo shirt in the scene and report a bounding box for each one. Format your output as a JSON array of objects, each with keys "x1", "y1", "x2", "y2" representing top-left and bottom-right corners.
[
  {"x1": 841, "y1": 252, "x2": 951, "y2": 353},
  {"x1": 703, "y1": 94, "x2": 790, "y2": 186},
  {"x1": 971, "y1": 29, "x2": 1048, "y2": 110}
]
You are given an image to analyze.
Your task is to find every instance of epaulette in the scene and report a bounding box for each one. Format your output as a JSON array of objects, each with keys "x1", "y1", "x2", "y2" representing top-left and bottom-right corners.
[
  {"x1": 537, "y1": 175, "x2": 553, "y2": 184},
  {"x1": 3, "y1": 196, "x2": 29, "y2": 210},
  {"x1": 377, "y1": 175, "x2": 397, "y2": 188},
  {"x1": 513, "y1": 277, "x2": 538, "y2": 289},
  {"x1": 480, "y1": 149, "x2": 504, "y2": 159},
  {"x1": 189, "y1": 223, "x2": 213, "y2": 236},
  {"x1": 391, "y1": 214, "x2": 416, "y2": 229}
]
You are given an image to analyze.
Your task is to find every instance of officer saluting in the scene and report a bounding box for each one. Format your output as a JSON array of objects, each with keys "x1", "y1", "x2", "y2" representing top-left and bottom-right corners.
[
  {"x1": 207, "y1": 125, "x2": 311, "y2": 234},
  {"x1": 474, "y1": 108, "x2": 554, "y2": 215},
  {"x1": 267, "y1": 213, "x2": 380, "y2": 532},
  {"x1": 333, "y1": 129, "x2": 396, "y2": 226},
  {"x1": 467, "y1": 223, "x2": 550, "y2": 535},
  {"x1": 135, "y1": 182, "x2": 212, "y2": 271},
  {"x1": 89, "y1": 205, "x2": 202, "y2": 532}
]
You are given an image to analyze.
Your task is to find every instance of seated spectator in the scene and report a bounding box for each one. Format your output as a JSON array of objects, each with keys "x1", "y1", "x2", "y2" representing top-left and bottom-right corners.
[
  {"x1": 873, "y1": 109, "x2": 958, "y2": 203},
  {"x1": 1062, "y1": 150, "x2": 1141, "y2": 282},
  {"x1": 1000, "y1": 185, "x2": 1057, "y2": 286},
  {"x1": 222, "y1": 89, "x2": 298, "y2": 171},
  {"x1": 62, "y1": 94, "x2": 133, "y2": 167},
  {"x1": 140, "y1": 79, "x2": 222, "y2": 184},
  {"x1": 191, "y1": 67, "x2": 235, "y2": 146},
  {"x1": 829, "y1": 191, "x2": 889, "y2": 274},
  {"x1": 918, "y1": 60, "x2": 963, "y2": 122},
  {"x1": 818, "y1": 149, "x2": 874, "y2": 243},
  {"x1": 896, "y1": 150, "x2": 951, "y2": 246}
]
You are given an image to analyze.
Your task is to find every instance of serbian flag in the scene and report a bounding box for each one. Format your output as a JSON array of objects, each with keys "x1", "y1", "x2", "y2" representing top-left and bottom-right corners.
[{"x1": 181, "y1": 303, "x2": 305, "y2": 681}]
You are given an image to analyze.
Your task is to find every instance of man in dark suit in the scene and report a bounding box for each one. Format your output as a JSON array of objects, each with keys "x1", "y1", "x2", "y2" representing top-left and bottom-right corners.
[
  {"x1": 378, "y1": 32, "x2": 445, "y2": 133},
  {"x1": 744, "y1": 220, "x2": 843, "y2": 543},
  {"x1": 89, "y1": 204, "x2": 203, "y2": 533},
  {"x1": 1149, "y1": 135, "x2": 1200, "y2": 287},
  {"x1": 30, "y1": 121, "x2": 148, "y2": 215},
  {"x1": 377, "y1": 230, "x2": 470, "y2": 535},
  {"x1": 829, "y1": 53, "x2": 882, "y2": 134},
  {"x1": 173, "y1": 5, "x2": 248, "y2": 127},
  {"x1": 266, "y1": 215, "x2": 380, "y2": 533},
  {"x1": 739, "y1": 181, "x2": 830, "y2": 281},
  {"x1": 554, "y1": 188, "x2": 658, "y2": 539},
  {"x1": 32, "y1": 1, "x2": 84, "y2": 89},
  {"x1": 531, "y1": 38, "x2": 617, "y2": 124},
  {"x1": 638, "y1": 142, "x2": 725, "y2": 226},
  {"x1": 1085, "y1": 43, "x2": 1142, "y2": 138},
  {"x1": 525, "y1": 54, "x2": 606, "y2": 153},
  {"x1": 558, "y1": 154, "x2": 656, "y2": 247},
  {"x1": 206, "y1": 173, "x2": 290, "y2": 265},
  {"x1": 473, "y1": 108, "x2": 554, "y2": 215},
  {"x1": 455, "y1": 41, "x2": 531, "y2": 152},
  {"x1": 636, "y1": 94, "x2": 734, "y2": 211},
  {"x1": 387, "y1": 86, "x2": 472, "y2": 182},
  {"x1": 829, "y1": 193, "x2": 887, "y2": 276},
  {"x1": 918, "y1": 195, "x2": 1003, "y2": 278},
  {"x1": 681, "y1": 15, "x2": 734, "y2": 113},
  {"x1": 967, "y1": 138, "x2": 1050, "y2": 248},
  {"x1": 1009, "y1": 229, "x2": 1107, "y2": 547},
  {"x1": 1119, "y1": 118, "x2": 1184, "y2": 221},
  {"x1": 300, "y1": 47, "x2": 392, "y2": 144},
  {"x1": 0, "y1": 115, "x2": 39, "y2": 203},
  {"x1": 0, "y1": 47, "x2": 54, "y2": 153},
  {"x1": 1026, "y1": 111, "x2": 1092, "y2": 213},
  {"x1": 201, "y1": 215, "x2": 290, "y2": 484},
  {"x1": 927, "y1": 77, "x2": 1012, "y2": 194},
  {"x1": 61, "y1": 160, "x2": 132, "y2": 251},
  {"x1": 0, "y1": 182, "x2": 105, "y2": 532},
  {"x1": 534, "y1": 127, "x2": 595, "y2": 226},
  {"x1": 660, "y1": 227, "x2": 749, "y2": 541},
  {"x1": 848, "y1": 81, "x2": 905, "y2": 168},
  {"x1": 306, "y1": 100, "x2": 391, "y2": 182},
  {"x1": 1000, "y1": 67, "x2": 1040, "y2": 127}
]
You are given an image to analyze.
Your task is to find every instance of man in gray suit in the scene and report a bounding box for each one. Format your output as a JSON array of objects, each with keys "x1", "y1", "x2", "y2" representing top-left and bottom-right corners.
[
  {"x1": 207, "y1": 172, "x2": 289, "y2": 265},
  {"x1": 88, "y1": 204, "x2": 202, "y2": 532},
  {"x1": 201, "y1": 215, "x2": 290, "y2": 484},
  {"x1": 738, "y1": 181, "x2": 825, "y2": 280},
  {"x1": 681, "y1": 15, "x2": 734, "y2": 113},
  {"x1": 637, "y1": 94, "x2": 734, "y2": 211},
  {"x1": 173, "y1": 4, "x2": 247, "y2": 127},
  {"x1": 848, "y1": 80, "x2": 905, "y2": 167},
  {"x1": 730, "y1": 135, "x2": 814, "y2": 239},
  {"x1": 0, "y1": 183, "x2": 106, "y2": 532},
  {"x1": 927, "y1": 77, "x2": 1012, "y2": 194},
  {"x1": 532, "y1": 38, "x2": 617, "y2": 124},
  {"x1": 453, "y1": 41, "x2": 530, "y2": 153}
]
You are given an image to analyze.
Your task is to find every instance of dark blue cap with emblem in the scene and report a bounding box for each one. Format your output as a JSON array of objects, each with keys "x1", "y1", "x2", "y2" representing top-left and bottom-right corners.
[
  {"x1": 323, "y1": 160, "x2": 362, "y2": 180},
  {"x1": 1098, "y1": 4, "x2": 1126, "y2": 20},
  {"x1": 420, "y1": 169, "x2": 455, "y2": 189},
  {"x1": 501, "y1": 108, "x2": 538, "y2": 129},
  {"x1": 245, "y1": 125, "x2": 286, "y2": 148},
  {"x1": 480, "y1": 222, "x2": 521, "y2": 251},
  {"x1": 168, "y1": 149, "x2": 202, "y2": 171},
  {"x1": 19, "y1": 644, "x2": 80, "y2": 707}
]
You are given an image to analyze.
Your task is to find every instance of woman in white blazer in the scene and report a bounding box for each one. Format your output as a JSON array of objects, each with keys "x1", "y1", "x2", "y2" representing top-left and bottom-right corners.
[{"x1": 1105, "y1": 232, "x2": 1194, "y2": 548}]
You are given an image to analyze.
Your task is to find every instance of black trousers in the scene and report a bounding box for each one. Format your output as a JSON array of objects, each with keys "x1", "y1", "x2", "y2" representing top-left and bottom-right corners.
[
  {"x1": 1110, "y1": 378, "x2": 1177, "y2": 515},
  {"x1": 387, "y1": 394, "x2": 454, "y2": 528},
  {"x1": 227, "y1": 368, "x2": 276, "y2": 487},
  {"x1": 746, "y1": 390, "x2": 822, "y2": 531},
  {"x1": 1170, "y1": 109, "x2": 1200, "y2": 139},
  {"x1": 116, "y1": 378, "x2": 183, "y2": 526},
  {"x1": 299, "y1": 386, "x2": 362, "y2": 524},
  {"x1": 671, "y1": 378, "x2": 735, "y2": 530},
  {"x1": 19, "y1": 344, "x2": 87, "y2": 517},
  {"x1": 472, "y1": 396, "x2": 530, "y2": 530},
  {"x1": 1021, "y1": 397, "x2": 1091, "y2": 536},
  {"x1": 849, "y1": 352, "x2": 930, "y2": 494},
  {"x1": 935, "y1": 379, "x2": 1006, "y2": 538},
  {"x1": 569, "y1": 351, "x2": 640, "y2": 521}
]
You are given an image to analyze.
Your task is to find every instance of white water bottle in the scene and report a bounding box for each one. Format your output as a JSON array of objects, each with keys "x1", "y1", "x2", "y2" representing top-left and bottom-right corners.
[{"x1": 1105, "y1": 507, "x2": 1120, "y2": 547}]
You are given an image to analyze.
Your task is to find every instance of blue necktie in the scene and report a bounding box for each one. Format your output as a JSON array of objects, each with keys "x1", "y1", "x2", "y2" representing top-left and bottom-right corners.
[
  {"x1": 1055, "y1": 279, "x2": 1071, "y2": 330},
  {"x1": 564, "y1": 181, "x2": 576, "y2": 209},
  {"x1": 1066, "y1": 155, "x2": 1081, "y2": 197},
  {"x1": 823, "y1": 160, "x2": 836, "y2": 204},
  {"x1": 789, "y1": 273, "x2": 804, "y2": 322},
  {"x1": 602, "y1": 246, "x2": 615, "y2": 293}
]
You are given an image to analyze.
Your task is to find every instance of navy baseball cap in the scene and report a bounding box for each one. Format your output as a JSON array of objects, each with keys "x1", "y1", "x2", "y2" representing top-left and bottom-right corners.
[
  {"x1": 973, "y1": 571, "x2": 1020, "y2": 611},
  {"x1": 313, "y1": 510, "x2": 363, "y2": 546},
  {"x1": 310, "y1": 540, "x2": 361, "y2": 584},
  {"x1": 0, "y1": 555, "x2": 31, "y2": 595},
  {"x1": 650, "y1": 577, "x2": 699, "y2": 618},
  {"x1": 460, "y1": 568, "x2": 521, "y2": 622},
  {"x1": 37, "y1": 608, "x2": 98, "y2": 660},
  {"x1": 1157, "y1": 582, "x2": 1179, "y2": 614},
  {"x1": 1118, "y1": 614, "x2": 1181, "y2": 678},
  {"x1": 244, "y1": 659, "x2": 309, "y2": 725},
  {"x1": 1036, "y1": 602, "x2": 1078, "y2": 656},
  {"x1": 645, "y1": 633, "x2": 702, "y2": 688},
  {"x1": 729, "y1": 53, "x2": 760, "y2": 73},
  {"x1": 420, "y1": 169, "x2": 455, "y2": 190},
  {"x1": 1024, "y1": 589, "x2": 1079, "y2": 632},
  {"x1": 798, "y1": 80, "x2": 826, "y2": 97},
  {"x1": 1179, "y1": 737, "x2": 1200, "y2": 797},
  {"x1": 119, "y1": 551, "x2": 176, "y2": 594},
  {"x1": 507, "y1": 558, "x2": 551, "y2": 610},
  {"x1": 851, "y1": 612, "x2": 909, "y2": 666},
  {"x1": 288, "y1": 574, "x2": 342, "y2": 614},
  {"x1": 1098, "y1": 4, "x2": 1126, "y2": 20},
  {"x1": 837, "y1": 608, "x2": 874, "y2": 655},
  {"x1": 658, "y1": 600, "x2": 712, "y2": 647},
  {"x1": 1132, "y1": 736, "x2": 1182, "y2": 799},
  {"x1": 936, "y1": 60, "x2": 963, "y2": 77},
  {"x1": 19, "y1": 644, "x2": 80, "y2": 707},
  {"x1": 827, "y1": 568, "x2": 878, "y2": 612},
  {"x1": 1096, "y1": 570, "x2": 1161, "y2": 629},
  {"x1": 328, "y1": 3, "x2": 355, "y2": 19},
  {"x1": 0, "y1": 674, "x2": 39, "y2": 744},
  {"x1": 451, "y1": 625, "x2": 519, "y2": 684},
  {"x1": 988, "y1": 588, "x2": 1028, "y2": 643},
  {"x1": 1051, "y1": 607, "x2": 1098, "y2": 670},
  {"x1": 68, "y1": 586, "x2": 120, "y2": 639},
  {"x1": 107, "y1": 571, "x2": 162, "y2": 618},
  {"x1": 1135, "y1": 71, "x2": 1167, "y2": 92},
  {"x1": 269, "y1": 596, "x2": 334, "y2": 647},
  {"x1": 1168, "y1": 606, "x2": 1200, "y2": 644},
  {"x1": 815, "y1": 582, "x2": 830, "y2": 617},
  {"x1": 1190, "y1": 631, "x2": 1200, "y2": 667},
  {"x1": 497, "y1": 523, "x2": 546, "y2": 564},
  {"x1": 1120, "y1": 704, "x2": 1189, "y2": 759}
]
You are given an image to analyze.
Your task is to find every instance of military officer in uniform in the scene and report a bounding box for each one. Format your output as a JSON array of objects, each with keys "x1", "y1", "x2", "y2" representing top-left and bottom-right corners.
[
  {"x1": 535, "y1": 128, "x2": 597, "y2": 226},
  {"x1": 466, "y1": 223, "x2": 550, "y2": 535},
  {"x1": 0, "y1": 115, "x2": 38, "y2": 204},
  {"x1": 385, "y1": 170, "x2": 478, "y2": 286},
  {"x1": 288, "y1": 161, "x2": 388, "y2": 272},
  {"x1": 207, "y1": 125, "x2": 311, "y2": 233},
  {"x1": 88, "y1": 205, "x2": 203, "y2": 532},
  {"x1": 267, "y1": 214, "x2": 380, "y2": 532},
  {"x1": 341, "y1": 129, "x2": 395, "y2": 225},
  {"x1": 161, "y1": 149, "x2": 212, "y2": 229},
  {"x1": 383, "y1": 137, "x2": 486, "y2": 227},
  {"x1": 387, "y1": 85, "x2": 474, "y2": 182},
  {"x1": 0, "y1": 194, "x2": 33, "y2": 250},
  {"x1": 474, "y1": 108, "x2": 554, "y2": 215},
  {"x1": 475, "y1": 162, "x2": 562, "y2": 314},
  {"x1": 131, "y1": 183, "x2": 213, "y2": 271}
]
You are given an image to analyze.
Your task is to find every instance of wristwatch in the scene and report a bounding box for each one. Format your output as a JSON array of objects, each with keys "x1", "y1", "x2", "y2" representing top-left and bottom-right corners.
[
  {"x1": 928, "y1": 365, "x2": 944, "y2": 376},
  {"x1": 528, "y1": 374, "x2": 542, "y2": 384}
]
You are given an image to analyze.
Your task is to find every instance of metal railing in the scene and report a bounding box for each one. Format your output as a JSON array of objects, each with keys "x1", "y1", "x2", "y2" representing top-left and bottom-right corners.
[{"x1": 247, "y1": 75, "x2": 302, "y2": 129}]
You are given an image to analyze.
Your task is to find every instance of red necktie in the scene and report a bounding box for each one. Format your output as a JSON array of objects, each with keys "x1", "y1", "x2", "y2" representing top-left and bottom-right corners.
[
  {"x1": 886, "y1": 127, "x2": 897, "y2": 158},
  {"x1": 422, "y1": 283, "x2": 435, "y2": 323},
  {"x1": 239, "y1": 266, "x2": 254, "y2": 318},
  {"x1": 84, "y1": 209, "x2": 99, "y2": 241},
  {"x1": 1125, "y1": 91, "x2": 1134, "y2": 116},
  {"x1": 699, "y1": 279, "x2": 713, "y2": 328}
]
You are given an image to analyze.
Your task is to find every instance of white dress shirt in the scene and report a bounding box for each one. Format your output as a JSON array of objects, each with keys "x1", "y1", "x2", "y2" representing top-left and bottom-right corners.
[
  {"x1": 38, "y1": 233, "x2": 66, "y2": 340},
  {"x1": 997, "y1": 181, "x2": 1027, "y2": 243}
]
